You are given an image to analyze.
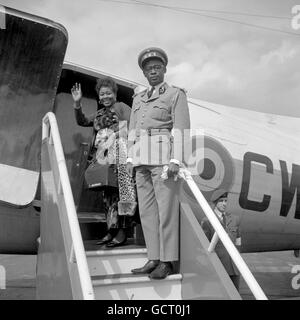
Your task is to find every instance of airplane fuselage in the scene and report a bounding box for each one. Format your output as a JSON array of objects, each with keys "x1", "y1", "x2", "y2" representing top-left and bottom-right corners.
[
  {"x1": 0, "y1": 5, "x2": 299, "y2": 254},
  {"x1": 181, "y1": 99, "x2": 300, "y2": 252}
]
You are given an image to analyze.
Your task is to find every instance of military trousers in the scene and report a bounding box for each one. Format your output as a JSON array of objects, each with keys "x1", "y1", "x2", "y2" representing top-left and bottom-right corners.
[{"x1": 135, "y1": 165, "x2": 181, "y2": 262}]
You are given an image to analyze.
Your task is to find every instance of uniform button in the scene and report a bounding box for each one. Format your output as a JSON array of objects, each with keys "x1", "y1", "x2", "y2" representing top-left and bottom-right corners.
[
  {"x1": 142, "y1": 114, "x2": 145, "y2": 117},
  {"x1": 141, "y1": 121, "x2": 144, "y2": 124}
]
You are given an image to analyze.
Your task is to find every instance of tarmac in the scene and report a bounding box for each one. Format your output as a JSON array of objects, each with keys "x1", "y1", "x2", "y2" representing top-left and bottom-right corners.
[
  {"x1": 0, "y1": 250, "x2": 300, "y2": 300},
  {"x1": 240, "y1": 250, "x2": 300, "y2": 300},
  {"x1": 0, "y1": 254, "x2": 36, "y2": 300}
]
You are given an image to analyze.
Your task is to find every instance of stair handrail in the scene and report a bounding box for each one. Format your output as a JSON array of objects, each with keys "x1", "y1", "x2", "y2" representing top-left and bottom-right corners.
[
  {"x1": 42, "y1": 112, "x2": 95, "y2": 300},
  {"x1": 180, "y1": 168, "x2": 267, "y2": 300}
]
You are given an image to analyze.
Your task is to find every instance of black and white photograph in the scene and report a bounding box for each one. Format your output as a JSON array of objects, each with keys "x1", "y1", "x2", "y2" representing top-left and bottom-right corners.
[{"x1": 0, "y1": 0, "x2": 299, "y2": 305}]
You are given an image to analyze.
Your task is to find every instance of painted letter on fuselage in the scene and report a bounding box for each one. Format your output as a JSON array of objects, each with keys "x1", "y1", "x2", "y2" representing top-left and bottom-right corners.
[
  {"x1": 279, "y1": 161, "x2": 300, "y2": 219},
  {"x1": 239, "y1": 152, "x2": 272, "y2": 212}
]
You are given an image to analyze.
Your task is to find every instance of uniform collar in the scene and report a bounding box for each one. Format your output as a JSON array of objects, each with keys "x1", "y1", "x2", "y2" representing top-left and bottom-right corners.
[
  {"x1": 148, "y1": 81, "x2": 165, "y2": 92},
  {"x1": 214, "y1": 207, "x2": 226, "y2": 220},
  {"x1": 142, "y1": 82, "x2": 168, "y2": 102}
]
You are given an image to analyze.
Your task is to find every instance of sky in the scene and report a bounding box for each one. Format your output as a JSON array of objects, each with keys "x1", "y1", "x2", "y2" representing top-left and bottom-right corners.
[{"x1": 1, "y1": 0, "x2": 300, "y2": 117}]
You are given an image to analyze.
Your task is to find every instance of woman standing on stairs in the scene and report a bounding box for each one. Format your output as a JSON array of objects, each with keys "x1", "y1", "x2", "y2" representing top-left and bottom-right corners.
[{"x1": 71, "y1": 77, "x2": 137, "y2": 247}]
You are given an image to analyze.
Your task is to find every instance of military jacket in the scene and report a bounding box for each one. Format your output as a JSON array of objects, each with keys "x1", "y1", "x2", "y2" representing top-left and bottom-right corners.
[
  {"x1": 201, "y1": 212, "x2": 241, "y2": 275},
  {"x1": 128, "y1": 82, "x2": 190, "y2": 166}
]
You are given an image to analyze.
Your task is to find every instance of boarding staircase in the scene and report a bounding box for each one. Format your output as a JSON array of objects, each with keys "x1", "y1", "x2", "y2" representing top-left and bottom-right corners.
[
  {"x1": 85, "y1": 243, "x2": 182, "y2": 300},
  {"x1": 36, "y1": 112, "x2": 267, "y2": 300}
]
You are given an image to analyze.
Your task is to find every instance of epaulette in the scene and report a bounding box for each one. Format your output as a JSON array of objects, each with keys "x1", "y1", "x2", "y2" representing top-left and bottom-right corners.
[
  {"x1": 132, "y1": 88, "x2": 147, "y2": 99},
  {"x1": 172, "y1": 85, "x2": 187, "y2": 94}
]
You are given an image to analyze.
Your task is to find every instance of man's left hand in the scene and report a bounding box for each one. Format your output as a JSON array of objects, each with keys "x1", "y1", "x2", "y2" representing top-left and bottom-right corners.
[{"x1": 168, "y1": 162, "x2": 180, "y2": 177}]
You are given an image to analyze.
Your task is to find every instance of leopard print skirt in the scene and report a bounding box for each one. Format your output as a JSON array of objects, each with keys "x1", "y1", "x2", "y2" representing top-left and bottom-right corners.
[
  {"x1": 97, "y1": 134, "x2": 136, "y2": 229},
  {"x1": 115, "y1": 137, "x2": 136, "y2": 203}
]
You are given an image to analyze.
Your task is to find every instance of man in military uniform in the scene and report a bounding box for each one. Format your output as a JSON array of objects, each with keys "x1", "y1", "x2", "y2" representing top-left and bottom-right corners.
[
  {"x1": 127, "y1": 47, "x2": 190, "y2": 279},
  {"x1": 201, "y1": 189, "x2": 242, "y2": 290}
]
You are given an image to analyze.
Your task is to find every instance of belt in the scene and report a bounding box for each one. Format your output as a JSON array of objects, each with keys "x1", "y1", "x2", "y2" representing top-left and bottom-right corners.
[{"x1": 136, "y1": 128, "x2": 171, "y2": 137}]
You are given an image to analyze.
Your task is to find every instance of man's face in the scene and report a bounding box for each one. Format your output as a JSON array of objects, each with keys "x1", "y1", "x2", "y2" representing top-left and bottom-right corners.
[
  {"x1": 142, "y1": 58, "x2": 166, "y2": 87},
  {"x1": 216, "y1": 197, "x2": 228, "y2": 213}
]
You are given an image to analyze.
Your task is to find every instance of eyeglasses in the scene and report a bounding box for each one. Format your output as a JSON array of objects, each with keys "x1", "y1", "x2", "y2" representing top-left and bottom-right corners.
[{"x1": 144, "y1": 65, "x2": 163, "y2": 72}]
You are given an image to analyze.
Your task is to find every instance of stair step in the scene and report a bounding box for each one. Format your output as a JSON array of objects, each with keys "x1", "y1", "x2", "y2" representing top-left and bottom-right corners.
[
  {"x1": 77, "y1": 212, "x2": 106, "y2": 223},
  {"x1": 92, "y1": 273, "x2": 182, "y2": 300},
  {"x1": 86, "y1": 248, "x2": 147, "y2": 276}
]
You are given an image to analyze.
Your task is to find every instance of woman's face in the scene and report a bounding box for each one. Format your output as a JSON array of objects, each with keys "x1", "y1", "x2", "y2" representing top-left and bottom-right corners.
[{"x1": 98, "y1": 86, "x2": 116, "y2": 107}]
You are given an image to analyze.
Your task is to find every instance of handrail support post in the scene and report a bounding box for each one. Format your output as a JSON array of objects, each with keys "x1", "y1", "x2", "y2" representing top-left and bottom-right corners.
[{"x1": 208, "y1": 232, "x2": 219, "y2": 253}]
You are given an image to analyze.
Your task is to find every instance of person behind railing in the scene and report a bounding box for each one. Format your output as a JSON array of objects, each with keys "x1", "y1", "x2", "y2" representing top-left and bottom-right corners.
[
  {"x1": 71, "y1": 77, "x2": 137, "y2": 247},
  {"x1": 201, "y1": 189, "x2": 242, "y2": 290}
]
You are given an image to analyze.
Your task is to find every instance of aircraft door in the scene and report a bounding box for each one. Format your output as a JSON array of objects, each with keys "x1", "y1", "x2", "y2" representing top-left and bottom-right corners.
[{"x1": 0, "y1": 6, "x2": 68, "y2": 206}]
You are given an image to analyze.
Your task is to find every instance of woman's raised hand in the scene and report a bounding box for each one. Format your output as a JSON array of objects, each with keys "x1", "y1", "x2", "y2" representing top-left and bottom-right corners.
[{"x1": 71, "y1": 83, "x2": 82, "y2": 103}]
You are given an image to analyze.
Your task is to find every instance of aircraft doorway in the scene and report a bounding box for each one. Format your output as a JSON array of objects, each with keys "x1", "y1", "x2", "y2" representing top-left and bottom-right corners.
[{"x1": 54, "y1": 63, "x2": 138, "y2": 239}]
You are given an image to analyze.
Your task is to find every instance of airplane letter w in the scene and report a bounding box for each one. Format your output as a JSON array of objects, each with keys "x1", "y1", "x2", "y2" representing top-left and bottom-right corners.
[{"x1": 279, "y1": 161, "x2": 300, "y2": 219}]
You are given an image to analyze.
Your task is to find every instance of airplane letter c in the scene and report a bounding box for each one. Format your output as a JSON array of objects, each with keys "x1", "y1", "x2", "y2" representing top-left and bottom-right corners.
[{"x1": 239, "y1": 152, "x2": 273, "y2": 212}]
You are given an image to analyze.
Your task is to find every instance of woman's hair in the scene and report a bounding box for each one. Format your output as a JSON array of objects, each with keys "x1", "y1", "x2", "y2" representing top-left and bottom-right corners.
[{"x1": 95, "y1": 77, "x2": 118, "y2": 95}]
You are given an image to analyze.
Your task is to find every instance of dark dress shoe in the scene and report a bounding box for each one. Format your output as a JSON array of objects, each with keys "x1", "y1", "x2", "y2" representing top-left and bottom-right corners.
[
  {"x1": 149, "y1": 262, "x2": 173, "y2": 279},
  {"x1": 105, "y1": 237, "x2": 127, "y2": 248},
  {"x1": 131, "y1": 260, "x2": 159, "y2": 274},
  {"x1": 96, "y1": 234, "x2": 112, "y2": 245}
]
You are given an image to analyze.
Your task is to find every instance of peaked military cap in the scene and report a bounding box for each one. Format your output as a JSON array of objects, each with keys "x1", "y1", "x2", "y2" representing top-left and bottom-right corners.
[
  {"x1": 210, "y1": 189, "x2": 228, "y2": 203},
  {"x1": 138, "y1": 47, "x2": 168, "y2": 69}
]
